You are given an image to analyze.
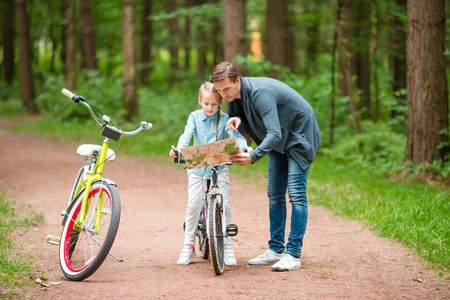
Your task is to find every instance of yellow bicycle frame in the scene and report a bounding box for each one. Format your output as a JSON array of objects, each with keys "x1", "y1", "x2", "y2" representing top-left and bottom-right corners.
[{"x1": 76, "y1": 139, "x2": 110, "y2": 233}]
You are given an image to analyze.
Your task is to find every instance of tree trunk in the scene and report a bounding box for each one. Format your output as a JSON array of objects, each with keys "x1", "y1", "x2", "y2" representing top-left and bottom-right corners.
[
  {"x1": 337, "y1": 0, "x2": 371, "y2": 120},
  {"x1": 391, "y1": 0, "x2": 407, "y2": 119},
  {"x1": 223, "y1": 0, "x2": 246, "y2": 63},
  {"x1": 334, "y1": 0, "x2": 361, "y2": 135},
  {"x1": 355, "y1": 0, "x2": 371, "y2": 119},
  {"x1": 183, "y1": 0, "x2": 191, "y2": 71},
  {"x1": 195, "y1": 0, "x2": 207, "y2": 75},
  {"x1": 337, "y1": 0, "x2": 356, "y2": 97},
  {"x1": 265, "y1": 0, "x2": 288, "y2": 71},
  {"x1": 167, "y1": 0, "x2": 179, "y2": 78},
  {"x1": 64, "y1": 0, "x2": 76, "y2": 89},
  {"x1": 304, "y1": 1, "x2": 320, "y2": 76},
  {"x1": 211, "y1": 0, "x2": 223, "y2": 66},
  {"x1": 80, "y1": 0, "x2": 98, "y2": 71},
  {"x1": 15, "y1": 0, "x2": 37, "y2": 113},
  {"x1": 141, "y1": 0, "x2": 152, "y2": 86},
  {"x1": 404, "y1": 0, "x2": 449, "y2": 165},
  {"x1": 3, "y1": 0, "x2": 15, "y2": 85},
  {"x1": 122, "y1": 0, "x2": 138, "y2": 121}
]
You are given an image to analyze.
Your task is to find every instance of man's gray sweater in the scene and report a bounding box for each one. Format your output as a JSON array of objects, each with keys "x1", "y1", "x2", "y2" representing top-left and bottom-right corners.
[{"x1": 228, "y1": 76, "x2": 322, "y2": 170}]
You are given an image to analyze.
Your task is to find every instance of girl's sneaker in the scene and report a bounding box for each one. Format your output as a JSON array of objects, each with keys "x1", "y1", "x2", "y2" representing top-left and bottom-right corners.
[
  {"x1": 177, "y1": 246, "x2": 196, "y2": 265},
  {"x1": 224, "y1": 248, "x2": 237, "y2": 266}
]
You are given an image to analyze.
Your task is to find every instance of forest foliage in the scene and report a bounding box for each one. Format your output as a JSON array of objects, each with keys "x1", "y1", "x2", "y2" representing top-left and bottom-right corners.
[{"x1": 0, "y1": 1, "x2": 449, "y2": 176}]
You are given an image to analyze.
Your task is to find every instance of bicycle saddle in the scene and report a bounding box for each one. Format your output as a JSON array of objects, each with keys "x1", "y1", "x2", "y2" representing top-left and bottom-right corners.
[{"x1": 77, "y1": 144, "x2": 116, "y2": 161}]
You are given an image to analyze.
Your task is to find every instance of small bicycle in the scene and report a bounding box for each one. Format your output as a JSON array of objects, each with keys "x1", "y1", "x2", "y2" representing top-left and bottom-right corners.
[
  {"x1": 174, "y1": 150, "x2": 240, "y2": 275},
  {"x1": 59, "y1": 88, "x2": 152, "y2": 281}
]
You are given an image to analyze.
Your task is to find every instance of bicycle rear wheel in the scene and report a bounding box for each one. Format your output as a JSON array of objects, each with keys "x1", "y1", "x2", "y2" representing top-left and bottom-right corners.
[
  {"x1": 208, "y1": 195, "x2": 224, "y2": 275},
  {"x1": 198, "y1": 200, "x2": 209, "y2": 259},
  {"x1": 59, "y1": 181, "x2": 121, "y2": 281}
]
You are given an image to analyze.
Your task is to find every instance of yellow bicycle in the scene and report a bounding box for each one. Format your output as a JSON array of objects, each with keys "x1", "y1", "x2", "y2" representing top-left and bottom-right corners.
[{"x1": 59, "y1": 88, "x2": 152, "y2": 281}]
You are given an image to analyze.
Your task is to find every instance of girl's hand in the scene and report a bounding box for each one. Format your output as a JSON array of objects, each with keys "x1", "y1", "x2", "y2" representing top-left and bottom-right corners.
[
  {"x1": 226, "y1": 117, "x2": 241, "y2": 131},
  {"x1": 169, "y1": 145, "x2": 178, "y2": 158}
]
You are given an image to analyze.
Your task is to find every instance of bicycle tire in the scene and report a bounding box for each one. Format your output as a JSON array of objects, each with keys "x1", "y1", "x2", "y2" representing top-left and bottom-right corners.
[
  {"x1": 198, "y1": 200, "x2": 209, "y2": 259},
  {"x1": 208, "y1": 195, "x2": 224, "y2": 275},
  {"x1": 59, "y1": 181, "x2": 121, "y2": 281}
]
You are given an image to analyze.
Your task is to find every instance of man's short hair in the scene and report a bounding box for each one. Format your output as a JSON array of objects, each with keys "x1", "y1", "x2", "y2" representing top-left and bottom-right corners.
[{"x1": 209, "y1": 61, "x2": 241, "y2": 83}]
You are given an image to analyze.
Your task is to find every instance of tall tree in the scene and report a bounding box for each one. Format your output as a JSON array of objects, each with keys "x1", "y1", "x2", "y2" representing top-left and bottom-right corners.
[
  {"x1": 304, "y1": 1, "x2": 321, "y2": 76},
  {"x1": 141, "y1": 0, "x2": 152, "y2": 86},
  {"x1": 64, "y1": 0, "x2": 76, "y2": 89},
  {"x1": 223, "y1": 0, "x2": 246, "y2": 63},
  {"x1": 183, "y1": 0, "x2": 191, "y2": 71},
  {"x1": 390, "y1": 0, "x2": 407, "y2": 119},
  {"x1": 80, "y1": 0, "x2": 98, "y2": 71},
  {"x1": 122, "y1": 0, "x2": 138, "y2": 121},
  {"x1": 3, "y1": 0, "x2": 15, "y2": 85},
  {"x1": 211, "y1": 12, "x2": 223, "y2": 66},
  {"x1": 354, "y1": 0, "x2": 371, "y2": 119},
  {"x1": 167, "y1": 0, "x2": 179, "y2": 77},
  {"x1": 404, "y1": 0, "x2": 449, "y2": 165},
  {"x1": 334, "y1": 0, "x2": 361, "y2": 135},
  {"x1": 15, "y1": 0, "x2": 37, "y2": 113},
  {"x1": 265, "y1": 0, "x2": 289, "y2": 72},
  {"x1": 337, "y1": 0, "x2": 371, "y2": 119},
  {"x1": 195, "y1": 0, "x2": 207, "y2": 75}
]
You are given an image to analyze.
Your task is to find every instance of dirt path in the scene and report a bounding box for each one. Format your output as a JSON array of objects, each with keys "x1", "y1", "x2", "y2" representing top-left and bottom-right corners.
[{"x1": 0, "y1": 120, "x2": 448, "y2": 299}]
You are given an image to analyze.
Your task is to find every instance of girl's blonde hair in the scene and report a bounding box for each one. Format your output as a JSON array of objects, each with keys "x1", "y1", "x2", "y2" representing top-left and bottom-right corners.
[
  {"x1": 198, "y1": 82, "x2": 222, "y2": 140},
  {"x1": 198, "y1": 82, "x2": 220, "y2": 101}
]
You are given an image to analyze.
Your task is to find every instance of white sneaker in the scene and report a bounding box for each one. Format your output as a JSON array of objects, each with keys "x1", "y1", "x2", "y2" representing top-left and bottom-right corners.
[
  {"x1": 271, "y1": 254, "x2": 301, "y2": 271},
  {"x1": 224, "y1": 248, "x2": 237, "y2": 266},
  {"x1": 177, "y1": 247, "x2": 196, "y2": 265},
  {"x1": 248, "y1": 249, "x2": 284, "y2": 265}
]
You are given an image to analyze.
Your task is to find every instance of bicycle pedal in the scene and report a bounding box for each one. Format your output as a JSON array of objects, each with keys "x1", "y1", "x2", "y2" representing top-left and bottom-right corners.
[
  {"x1": 226, "y1": 224, "x2": 238, "y2": 237},
  {"x1": 46, "y1": 234, "x2": 60, "y2": 245}
]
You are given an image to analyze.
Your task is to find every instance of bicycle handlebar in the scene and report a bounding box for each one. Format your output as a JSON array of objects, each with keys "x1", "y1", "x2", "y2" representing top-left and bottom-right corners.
[
  {"x1": 61, "y1": 88, "x2": 153, "y2": 135},
  {"x1": 173, "y1": 148, "x2": 186, "y2": 164}
]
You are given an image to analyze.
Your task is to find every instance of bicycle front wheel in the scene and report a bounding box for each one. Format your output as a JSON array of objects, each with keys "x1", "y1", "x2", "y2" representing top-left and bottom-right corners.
[
  {"x1": 198, "y1": 200, "x2": 209, "y2": 259},
  {"x1": 59, "y1": 181, "x2": 121, "y2": 281},
  {"x1": 208, "y1": 195, "x2": 224, "y2": 275}
]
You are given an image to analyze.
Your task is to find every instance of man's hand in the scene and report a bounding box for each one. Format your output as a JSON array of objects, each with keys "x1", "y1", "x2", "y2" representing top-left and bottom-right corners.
[
  {"x1": 229, "y1": 152, "x2": 253, "y2": 166},
  {"x1": 226, "y1": 117, "x2": 241, "y2": 132}
]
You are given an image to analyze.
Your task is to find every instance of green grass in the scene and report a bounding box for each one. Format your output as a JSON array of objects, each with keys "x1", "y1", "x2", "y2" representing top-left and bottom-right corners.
[
  {"x1": 0, "y1": 191, "x2": 44, "y2": 298},
  {"x1": 309, "y1": 155, "x2": 450, "y2": 273}
]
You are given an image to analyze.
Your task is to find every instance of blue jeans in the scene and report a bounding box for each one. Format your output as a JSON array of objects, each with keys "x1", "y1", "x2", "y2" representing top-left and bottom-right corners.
[{"x1": 267, "y1": 150, "x2": 309, "y2": 258}]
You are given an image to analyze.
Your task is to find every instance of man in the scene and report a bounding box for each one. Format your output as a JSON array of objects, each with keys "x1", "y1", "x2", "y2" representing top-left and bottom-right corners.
[{"x1": 210, "y1": 61, "x2": 321, "y2": 271}]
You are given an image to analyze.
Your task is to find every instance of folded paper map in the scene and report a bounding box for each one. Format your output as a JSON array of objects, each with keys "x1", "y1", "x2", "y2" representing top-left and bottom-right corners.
[{"x1": 181, "y1": 138, "x2": 240, "y2": 169}]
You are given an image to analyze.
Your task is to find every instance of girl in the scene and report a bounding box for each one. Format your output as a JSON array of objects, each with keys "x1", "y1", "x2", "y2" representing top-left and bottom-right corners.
[{"x1": 170, "y1": 82, "x2": 250, "y2": 266}]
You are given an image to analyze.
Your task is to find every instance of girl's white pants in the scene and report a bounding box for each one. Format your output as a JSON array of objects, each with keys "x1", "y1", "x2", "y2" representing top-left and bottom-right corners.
[{"x1": 183, "y1": 166, "x2": 232, "y2": 249}]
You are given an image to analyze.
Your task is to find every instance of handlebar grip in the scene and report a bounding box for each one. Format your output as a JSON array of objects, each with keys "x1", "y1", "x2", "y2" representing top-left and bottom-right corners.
[
  {"x1": 173, "y1": 148, "x2": 185, "y2": 164},
  {"x1": 146, "y1": 123, "x2": 153, "y2": 130},
  {"x1": 174, "y1": 148, "x2": 179, "y2": 163},
  {"x1": 62, "y1": 88, "x2": 75, "y2": 99}
]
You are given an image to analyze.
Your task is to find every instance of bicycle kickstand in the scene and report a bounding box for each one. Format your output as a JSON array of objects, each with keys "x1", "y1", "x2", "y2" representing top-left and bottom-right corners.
[
  {"x1": 87, "y1": 234, "x2": 124, "y2": 262},
  {"x1": 230, "y1": 237, "x2": 259, "y2": 249}
]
